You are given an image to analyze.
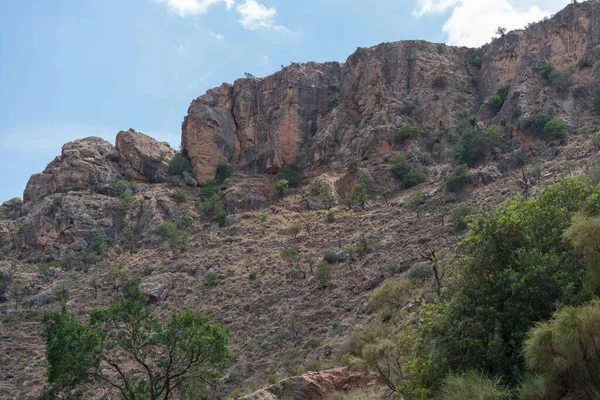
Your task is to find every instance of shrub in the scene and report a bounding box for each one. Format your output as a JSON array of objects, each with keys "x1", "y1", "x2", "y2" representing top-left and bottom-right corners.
[
  {"x1": 520, "y1": 113, "x2": 552, "y2": 135},
  {"x1": 348, "y1": 181, "x2": 368, "y2": 210},
  {"x1": 395, "y1": 125, "x2": 419, "y2": 142},
  {"x1": 199, "y1": 180, "x2": 221, "y2": 199},
  {"x1": 316, "y1": 262, "x2": 332, "y2": 287},
  {"x1": 405, "y1": 264, "x2": 434, "y2": 280},
  {"x1": 168, "y1": 150, "x2": 193, "y2": 177},
  {"x1": 399, "y1": 103, "x2": 416, "y2": 116},
  {"x1": 454, "y1": 124, "x2": 503, "y2": 167},
  {"x1": 488, "y1": 83, "x2": 511, "y2": 114},
  {"x1": 280, "y1": 245, "x2": 299, "y2": 261},
  {"x1": 438, "y1": 371, "x2": 512, "y2": 400},
  {"x1": 390, "y1": 155, "x2": 411, "y2": 181},
  {"x1": 325, "y1": 210, "x2": 335, "y2": 223},
  {"x1": 451, "y1": 204, "x2": 479, "y2": 232},
  {"x1": 402, "y1": 168, "x2": 428, "y2": 188},
  {"x1": 369, "y1": 279, "x2": 411, "y2": 314},
  {"x1": 542, "y1": 118, "x2": 568, "y2": 140},
  {"x1": 275, "y1": 164, "x2": 302, "y2": 187},
  {"x1": 407, "y1": 190, "x2": 425, "y2": 212},
  {"x1": 433, "y1": 74, "x2": 449, "y2": 89},
  {"x1": 534, "y1": 62, "x2": 572, "y2": 92},
  {"x1": 330, "y1": 94, "x2": 340, "y2": 109},
  {"x1": 347, "y1": 159, "x2": 359, "y2": 174},
  {"x1": 594, "y1": 89, "x2": 600, "y2": 115},
  {"x1": 318, "y1": 184, "x2": 336, "y2": 209},
  {"x1": 204, "y1": 271, "x2": 218, "y2": 286},
  {"x1": 174, "y1": 189, "x2": 188, "y2": 203},
  {"x1": 323, "y1": 251, "x2": 338, "y2": 264},
  {"x1": 90, "y1": 229, "x2": 108, "y2": 256},
  {"x1": 383, "y1": 259, "x2": 410, "y2": 276},
  {"x1": 157, "y1": 221, "x2": 189, "y2": 253},
  {"x1": 437, "y1": 43, "x2": 446, "y2": 54},
  {"x1": 471, "y1": 56, "x2": 482, "y2": 69},
  {"x1": 215, "y1": 163, "x2": 232, "y2": 183},
  {"x1": 446, "y1": 164, "x2": 471, "y2": 192},
  {"x1": 522, "y1": 299, "x2": 600, "y2": 400},
  {"x1": 274, "y1": 179, "x2": 289, "y2": 197},
  {"x1": 198, "y1": 194, "x2": 227, "y2": 225}
]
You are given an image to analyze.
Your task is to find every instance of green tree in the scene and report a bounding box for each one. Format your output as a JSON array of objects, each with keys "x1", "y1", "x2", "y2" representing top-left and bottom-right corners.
[
  {"x1": 390, "y1": 155, "x2": 412, "y2": 181},
  {"x1": 446, "y1": 165, "x2": 471, "y2": 192},
  {"x1": 433, "y1": 75, "x2": 449, "y2": 89},
  {"x1": 349, "y1": 181, "x2": 368, "y2": 210},
  {"x1": 316, "y1": 262, "x2": 332, "y2": 287},
  {"x1": 43, "y1": 299, "x2": 231, "y2": 399},
  {"x1": 275, "y1": 164, "x2": 302, "y2": 187},
  {"x1": 542, "y1": 118, "x2": 568, "y2": 140},
  {"x1": 198, "y1": 194, "x2": 227, "y2": 225},
  {"x1": 451, "y1": 204, "x2": 479, "y2": 232},
  {"x1": 395, "y1": 125, "x2": 419, "y2": 142},
  {"x1": 317, "y1": 184, "x2": 336, "y2": 209},
  {"x1": 522, "y1": 299, "x2": 600, "y2": 400},
  {"x1": 214, "y1": 163, "x2": 232, "y2": 184},
  {"x1": 488, "y1": 83, "x2": 511, "y2": 114}
]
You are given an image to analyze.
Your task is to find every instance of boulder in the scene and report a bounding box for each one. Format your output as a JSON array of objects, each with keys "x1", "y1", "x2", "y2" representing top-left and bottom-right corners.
[
  {"x1": 224, "y1": 215, "x2": 240, "y2": 227},
  {"x1": 139, "y1": 273, "x2": 175, "y2": 303},
  {"x1": 23, "y1": 137, "x2": 121, "y2": 202},
  {"x1": 183, "y1": 171, "x2": 198, "y2": 187},
  {"x1": 115, "y1": 129, "x2": 177, "y2": 183}
]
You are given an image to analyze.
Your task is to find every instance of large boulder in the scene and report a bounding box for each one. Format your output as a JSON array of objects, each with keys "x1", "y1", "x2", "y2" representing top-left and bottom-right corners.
[
  {"x1": 115, "y1": 129, "x2": 177, "y2": 183},
  {"x1": 0, "y1": 198, "x2": 23, "y2": 220},
  {"x1": 139, "y1": 273, "x2": 175, "y2": 303},
  {"x1": 23, "y1": 137, "x2": 121, "y2": 202}
]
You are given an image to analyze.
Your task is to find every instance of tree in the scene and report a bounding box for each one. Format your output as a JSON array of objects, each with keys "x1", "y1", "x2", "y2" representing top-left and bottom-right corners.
[
  {"x1": 244, "y1": 72, "x2": 256, "y2": 79},
  {"x1": 563, "y1": 214, "x2": 600, "y2": 288},
  {"x1": 438, "y1": 371, "x2": 512, "y2": 400},
  {"x1": 349, "y1": 180, "x2": 368, "y2": 210},
  {"x1": 43, "y1": 299, "x2": 231, "y2": 399},
  {"x1": 390, "y1": 155, "x2": 411, "y2": 181},
  {"x1": 275, "y1": 164, "x2": 302, "y2": 187},
  {"x1": 446, "y1": 165, "x2": 471, "y2": 192},
  {"x1": 274, "y1": 179, "x2": 289, "y2": 197},
  {"x1": 522, "y1": 299, "x2": 600, "y2": 399},
  {"x1": 317, "y1": 184, "x2": 336, "y2": 209},
  {"x1": 496, "y1": 27, "x2": 507, "y2": 36}
]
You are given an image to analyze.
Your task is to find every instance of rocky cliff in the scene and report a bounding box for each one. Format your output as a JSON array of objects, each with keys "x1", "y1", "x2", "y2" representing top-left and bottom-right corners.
[{"x1": 182, "y1": 0, "x2": 600, "y2": 184}]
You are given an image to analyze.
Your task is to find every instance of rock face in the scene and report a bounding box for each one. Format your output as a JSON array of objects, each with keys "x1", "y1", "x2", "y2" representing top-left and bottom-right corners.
[
  {"x1": 240, "y1": 368, "x2": 378, "y2": 400},
  {"x1": 24, "y1": 137, "x2": 121, "y2": 202},
  {"x1": 182, "y1": 1, "x2": 600, "y2": 181},
  {"x1": 115, "y1": 129, "x2": 177, "y2": 183}
]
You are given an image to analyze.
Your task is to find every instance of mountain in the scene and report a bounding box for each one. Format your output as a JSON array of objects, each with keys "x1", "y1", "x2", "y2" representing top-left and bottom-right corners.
[{"x1": 1, "y1": 1, "x2": 600, "y2": 399}]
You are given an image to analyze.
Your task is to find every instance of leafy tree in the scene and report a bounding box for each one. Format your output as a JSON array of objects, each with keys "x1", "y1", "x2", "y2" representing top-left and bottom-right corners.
[
  {"x1": 451, "y1": 204, "x2": 479, "y2": 232},
  {"x1": 317, "y1": 184, "x2": 336, "y2": 209},
  {"x1": 563, "y1": 214, "x2": 600, "y2": 288},
  {"x1": 496, "y1": 27, "x2": 507, "y2": 36},
  {"x1": 390, "y1": 155, "x2": 412, "y2": 181},
  {"x1": 348, "y1": 175, "x2": 370, "y2": 210},
  {"x1": 90, "y1": 229, "x2": 108, "y2": 256},
  {"x1": 431, "y1": 178, "x2": 592, "y2": 385},
  {"x1": 43, "y1": 299, "x2": 231, "y2": 399},
  {"x1": 214, "y1": 163, "x2": 232, "y2": 184},
  {"x1": 522, "y1": 299, "x2": 600, "y2": 399},
  {"x1": 157, "y1": 221, "x2": 189, "y2": 253},
  {"x1": 454, "y1": 125, "x2": 503, "y2": 167},
  {"x1": 520, "y1": 113, "x2": 552, "y2": 136},
  {"x1": 403, "y1": 168, "x2": 428, "y2": 188},
  {"x1": 275, "y1": 164, "x2": 302, "y2": 187},
  {"x1": 542, "y1": 117, "x2": 568, "y2": 140},
  {"x1": 168, "y1": 151, "x2": 193, "y2": 177}
]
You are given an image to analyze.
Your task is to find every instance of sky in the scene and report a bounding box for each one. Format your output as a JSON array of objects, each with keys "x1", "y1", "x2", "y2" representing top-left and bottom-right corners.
[{"x1": 0, "y1": 0, "x2": 570, "y2": 201}]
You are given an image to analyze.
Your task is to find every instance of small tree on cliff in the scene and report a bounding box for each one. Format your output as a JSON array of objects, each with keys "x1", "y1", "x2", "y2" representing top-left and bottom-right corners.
[{"x1": 43, "y1": 297, "x2": 231, "y2": 399}]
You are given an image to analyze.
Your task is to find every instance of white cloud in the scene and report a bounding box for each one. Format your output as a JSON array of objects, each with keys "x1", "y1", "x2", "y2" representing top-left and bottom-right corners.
[
  {"x1": 413, "y1": 0, "x2": 570, "y2": 47},
  {"x1": 157, "y1": 0, "x2": 290, "y2": 32},
  {"x1": 209, "y1": 30, "x2": 225, "y2": 40}
]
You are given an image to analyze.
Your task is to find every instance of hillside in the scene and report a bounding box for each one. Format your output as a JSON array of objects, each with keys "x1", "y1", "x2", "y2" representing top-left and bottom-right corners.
[{"x1": 1, "y1": 1, "x2": 600, "y2": 399}]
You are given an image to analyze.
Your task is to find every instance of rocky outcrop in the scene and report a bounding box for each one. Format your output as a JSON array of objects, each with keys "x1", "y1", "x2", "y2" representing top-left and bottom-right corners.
[
  {"x1": 23, "y1": 137, "x2": 121, "y2": 202},
  {"x1": 182, "y1": 1, "x2": 600, "y2": 182},
  {"x1": 0, "y1": 198, "x2": 22, "y2": 220},
  {"x1": 115, "y1": 129, "x2": 177, "y2": 183},
  {"x1": 240, "y1": 368, "x2": 379, "y2": 400}
]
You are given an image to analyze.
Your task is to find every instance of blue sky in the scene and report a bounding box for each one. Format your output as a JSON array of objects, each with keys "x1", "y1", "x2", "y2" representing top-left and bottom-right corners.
[{"x1": 0, "y1": 0, "x2": 569, "y2": 201}]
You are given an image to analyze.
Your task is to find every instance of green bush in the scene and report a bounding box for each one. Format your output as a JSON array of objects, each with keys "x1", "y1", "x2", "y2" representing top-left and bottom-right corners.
[
  {"x1": 330, "y1": 94, "x2": 340, "y2": 109},
  {"x1": 198, "y1": 194, "x2": 227, "y2": 225},
  {"x1": 433, "y1": 74, "x2": 449, "y2": 89},
  {"x1": 169, "y1": 150, "x2": 193, "y2": 177},
  {"x1": 274, "y1": 179, "x2": 289, "y2": 197},
  {"x1": 405, "y1": 264, "x2": 434, "y2": 280},
  {"x1": 90, "y1": 229, "x2": 108, "y2": 256},
  {"x1": 383, "y1": 259, "x2": 410, "y2": 276},
  {"x1": 520, "y1": 114, "x2": 567, "y2": 140},
  {"x1": 325, "y1": 210, "x2": 335, "y2": 223},
  {"x1": 522, "y1": 299, "x2": 600, "y2": 399},
  {"x1": 323, "y1": 251, "x2": 338, "y2": 264},
  {"x1": 438, "y1": 371, "x2": 512, "y2": 400},
  {"x1": 454, "y1": 125, "x2": 503, "y2": 167},
  {"x1": 316, "y1": 262, "x2": 332, "y2": 287},
  {"x1": 488, "y1": 83, "x2": 511, "y2": 114},
  {"x1": 446, "y1": 165, "x2": 471, "y2": 192},
  {"x1": 174, "y1": 189, "x2": 188, "y2": 203},
  {"x1": 204, "y1": 271, "x2": 218, "y2": 286},
  {"x1": 157, "y1": 221, "x2": 189, "y2": 253},
  {"x1": 533, "y1": 63, "x2": 572, "y2": 92},
  {"x1": 471, "y1": 56, "x2": 482, "y2": 69},
  {"x1": 215, "y1": 163, "x2": 232, "y2": 184},
  {"x1": 451, "y1": 204, "x2": 479, "y2": 232},
  {"x1": 199, "y1": 180, "x2": 221, "y2": 199},
  {"x1": 275, "y1": 164, "x2": 302, "y2": 187},
  {"x1": 402, "y1": 168, "x2": 428, "y2": 188},
  {"x1": 395, "y1": 125, "x2": 419, "y2": 142}
]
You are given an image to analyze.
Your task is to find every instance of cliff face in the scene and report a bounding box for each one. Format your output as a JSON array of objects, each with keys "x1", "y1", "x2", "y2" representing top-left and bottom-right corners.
[{"x1": 182, "y1": 1, "x2": 600, "y2": 182}]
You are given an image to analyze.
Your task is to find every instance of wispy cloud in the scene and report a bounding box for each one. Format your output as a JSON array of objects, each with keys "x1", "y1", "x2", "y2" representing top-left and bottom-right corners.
[
  {"x1": 209, "y1": 30, "x2": 225, "y2": 40},
  {"x1": 156, "y1": 0, "x2": 292, "y2": 32},
  {"x1": 413, "y1": 0, "x2": 569, "y2": 47}
]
